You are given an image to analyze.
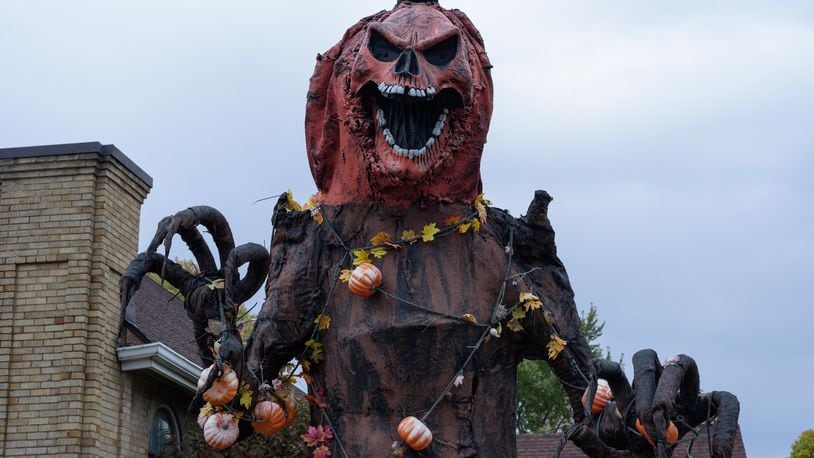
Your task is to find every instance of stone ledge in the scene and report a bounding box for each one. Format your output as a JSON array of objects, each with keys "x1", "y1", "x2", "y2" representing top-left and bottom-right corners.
[{"x1": 0, "y1": 142, "x2": 152, "y2": 189}]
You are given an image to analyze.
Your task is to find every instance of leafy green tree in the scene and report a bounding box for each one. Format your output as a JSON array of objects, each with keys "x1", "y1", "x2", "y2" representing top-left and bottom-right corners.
[
  {"x1": 790, "y1": 429, "x2": 814, "y2": 458},
  {"x1": 516, "y1": 304, "x2": 619, "y2": 433}
]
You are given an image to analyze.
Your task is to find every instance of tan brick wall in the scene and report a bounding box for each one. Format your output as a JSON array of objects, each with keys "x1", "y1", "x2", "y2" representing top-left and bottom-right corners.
[{"x1": 0, "y1": 150, "x2": 151, "y2": 456}]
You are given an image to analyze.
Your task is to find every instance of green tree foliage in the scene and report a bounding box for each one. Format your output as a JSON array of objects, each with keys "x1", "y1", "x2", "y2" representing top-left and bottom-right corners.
[
  {"x1": 790, "y1": 429, "x2": 814, "y2": 458},
  {"x1": 516, "y1": 304, "x2": 619, "y2": 433}
]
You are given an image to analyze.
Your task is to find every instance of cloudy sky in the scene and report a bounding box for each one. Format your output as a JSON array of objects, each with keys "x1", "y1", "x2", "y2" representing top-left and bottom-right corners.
[{"x1": 2, "y1": 1, "x2": 812, "y2": 455}]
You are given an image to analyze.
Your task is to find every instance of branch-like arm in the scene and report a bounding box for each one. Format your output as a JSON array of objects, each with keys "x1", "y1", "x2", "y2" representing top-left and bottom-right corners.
[
  {"x1": 245, "y1": 202, "x2": 325, "y2": 384},
  {"x1": 118, "y1": 252, "x2": 201, "y2": 338},
  {"x1": 147, "y1": 206, "x2": 236, "y2": 275},
  {"x1": 224, "y1": 242, "x2": 271, "y2": 308},
  {"x1": 490, "y1": 191, "x2": 595, "y2": 424}
]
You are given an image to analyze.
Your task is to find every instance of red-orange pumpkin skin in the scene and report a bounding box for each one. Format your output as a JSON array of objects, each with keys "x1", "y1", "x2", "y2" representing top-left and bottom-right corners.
[
  {"x1": 581, "y1": 380, "x2": 612, "y2": 415},
  {"x1": 635, "y1": 418, "x2": 679, "y2": 446},
  {"x1": 398, "y1": 416, "x2": 432, "y2": 451},
  {"x1": 348, "y1": 263, "x2": 383, "y2": 298},
  {"x1": 252, "y1": 400, "x2": 286, "y2": 436},
  {"x1": 203, "y1": 412, "x2": 239, "y2": 450},
  {"x1": 197, "y1": 364, "x2": 239, "y2": 406},
  {"x1": 282, "y1": 397, "x2": 298, "y2": 427}
]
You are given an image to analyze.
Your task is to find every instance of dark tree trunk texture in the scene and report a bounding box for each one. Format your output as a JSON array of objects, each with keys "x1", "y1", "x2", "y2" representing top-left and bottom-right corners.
[{"x1": 246, "y1": 191, "x2": 594, "y2": 457}]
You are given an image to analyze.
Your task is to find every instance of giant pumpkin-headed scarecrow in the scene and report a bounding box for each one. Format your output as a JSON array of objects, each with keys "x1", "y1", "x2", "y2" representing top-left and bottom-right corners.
[{"x1": 121, "y1": 1, "x2": 741, "y2": 456}]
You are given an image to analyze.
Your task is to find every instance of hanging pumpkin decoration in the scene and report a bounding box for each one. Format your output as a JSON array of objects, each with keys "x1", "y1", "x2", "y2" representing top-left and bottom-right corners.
[
  {"x1": 197, "y1": 364, "x2": 239, "y2": 406},
  {"x1": 581, "y1": 379, "x2": 612, "y2": 415},
  {"x1": 635, "y1": 418, "x2": 679, "y2": 446},
  {"x1": 281, "y1": 397, "x2": 298, "y2": 427},
  {"x1": 203, "y1": 412, "x2": 239, "y2": 450},
  {"x1": 398, "y1": 416, "x2": 433, "y2": 451},
  {"x1": 348, "y1": 263, "x2": 383, "y2": 298},
  {"x1": 251, "y1": 400, "x2": 287, "y2": 436},
  {"x1": 197, "y1": 411, "x2": 209, "y2": 429}
]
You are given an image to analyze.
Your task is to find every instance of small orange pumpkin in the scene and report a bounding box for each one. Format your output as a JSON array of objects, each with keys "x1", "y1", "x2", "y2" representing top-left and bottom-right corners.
[
  {"x1": 203, "y1": 412, "x2": 239, "y2": 450},
  {"x1": 398, "y1": 416, "x2": 432, "y2": 451},
  {"x1": 635, "y1": 418, "x2": 679, "y2": 446},
  {"x1": 581, "y1": 379, "x2": 612, "y2": 415},
  {"x1": 197, "y1": 364, "x2": 239, "y2": 406},
  {"x1": 348, "y1": 263, "x2": 382, "y2": 298},
  {"x1": 252, "y1": 400, "x2": 286, "y2": 436},
  {"x1": 281, "y1": 397, "x2": 298, "y2": 427}
]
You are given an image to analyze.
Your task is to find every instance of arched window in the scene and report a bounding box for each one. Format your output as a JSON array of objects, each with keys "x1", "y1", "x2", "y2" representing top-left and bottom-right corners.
[{"x1": 148, "y1": 405, "x2": 181, "y2": 457}]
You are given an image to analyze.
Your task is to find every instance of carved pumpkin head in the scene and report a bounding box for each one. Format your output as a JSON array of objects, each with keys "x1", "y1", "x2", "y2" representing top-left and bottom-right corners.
[{"x1": 305, "y1": 1, "x2": 493, "y2": 206}]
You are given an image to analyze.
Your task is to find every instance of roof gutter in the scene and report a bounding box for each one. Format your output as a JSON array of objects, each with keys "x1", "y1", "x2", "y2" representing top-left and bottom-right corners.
[{"x1": 117, "y1": 342, "x2": 203, "y2": 393}]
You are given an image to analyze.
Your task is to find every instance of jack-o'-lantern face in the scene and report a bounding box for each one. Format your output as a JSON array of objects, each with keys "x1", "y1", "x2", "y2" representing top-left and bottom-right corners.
[{"x1": 305, "y1": 3, "x2": 493, "y2": 206}]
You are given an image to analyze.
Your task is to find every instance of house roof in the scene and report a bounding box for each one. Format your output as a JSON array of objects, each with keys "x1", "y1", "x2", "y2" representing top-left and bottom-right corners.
[
  {"x1": 517, "y1": 426, "x2": 746, "y2": 457},
  {"x1": 124, "y1": 276, "x2": 204, "y2": 366}
]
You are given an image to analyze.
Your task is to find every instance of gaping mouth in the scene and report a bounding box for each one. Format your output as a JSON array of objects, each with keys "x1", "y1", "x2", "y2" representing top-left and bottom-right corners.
[{"x1": 374, "y1": 83, "x2": 458, "y2": 159}]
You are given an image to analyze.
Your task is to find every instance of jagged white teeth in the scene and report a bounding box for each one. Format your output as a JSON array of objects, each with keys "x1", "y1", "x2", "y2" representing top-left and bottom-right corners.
[
  {"x1": 377, "y1": 109, "x2": 385, "y2": 126},
  {"x1": 408, "y1": 88, "x2": 418, "y2": 97},
  {"x1": 438, "y1": 113, "x2": 447, "y2": 122},
  {"x1": 378, "y1": 82, "x2": 387, "y2": 93},
  {"x1": 384, "y1": 129, "x2": 395, "y2": 146},
  {"x1": 425, "y1": 137, "x2": 435, "y2": 148},
  {"x1": 427, "y1": 87, "x2": 436, "y2": 96},
  {"x1": 432, "y1": 125, "x2": 442, "y2": 137},
  {"x1": 443, "y1": 107, "x2": 449, "y2": 114},
  {"x1": 394, "y1": 85, "x2": 404, "y2": 95},
  {"x1": 417, "y1": 146, "x2": 426, "y2": 155}
]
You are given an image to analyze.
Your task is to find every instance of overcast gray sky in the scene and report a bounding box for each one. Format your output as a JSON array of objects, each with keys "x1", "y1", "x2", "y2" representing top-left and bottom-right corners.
[{"x1": 2, "y1": 1, "x2": 812, "y2": 455}]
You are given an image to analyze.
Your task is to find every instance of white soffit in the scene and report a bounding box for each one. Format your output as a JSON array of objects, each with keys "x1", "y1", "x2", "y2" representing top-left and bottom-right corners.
[{"x1": 117, "y1": 342, "x2": 202, "y2": 393}]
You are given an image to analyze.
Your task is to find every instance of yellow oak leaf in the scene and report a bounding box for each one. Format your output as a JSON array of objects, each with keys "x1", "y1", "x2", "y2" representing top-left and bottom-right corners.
[
  {"x1": 301, "y1": 359, "x2": 311, "y2": 372},
  {"x1": 339, "y1": 269, "x2": 352, "y2": 283},
  {"x1": 352, "y1": 249, "x2": 372, "y2": 266},
  {"x1": 305, "y1": 339, "x2": 324, "y2": 362},
  {"x1": 458, "y1": 222, "x2": 472, "y2": 234},
  {"x1": 370, "y1": 231, "x2": 392, "y2": 246},
  {"x1": 238, "y1": 384, "x2": 253, "y2": 409},
  {"x1": 199, "y1": 403, "x2": 213, "y2": 417},
  {"x1": 520, "y1": 292, "x2": 543, "y2": 312},
  {"x1": 401, "y1": 229, "x2": 417, "y2": 241},
  {"x1": 370, "y1": 247, "x2": 388, "y2": 259},
  {"x1": 475, "y1": 193, "x2": 492, "y2": 206},
  {"x1": 474, "y1": 193, "x2": 490, "y2": 222},
  {"x1": 512, "y1": 308, "x2": 526, "y2": 321},
  {"x1": 284, "y1": 189, "x2": 302, "y2": 212},
  {"x1": 471, "y1": 218, "x2": 481, "y2": 233},
  {"x1": 461, "y1": 313, "x2": 477, "y2": 325},
  {"x1": 314, "y1": 314, "x2": 331, "y2": 331},
  {"x1": 422, "y1": 223, "x2": 441, "y2": 242},
  {"x1": 547, "y1": 334, "x2": 567, "y2": 360},
  {"x1": 506, "y1": 318, "x2": 524, "y2": 332}
]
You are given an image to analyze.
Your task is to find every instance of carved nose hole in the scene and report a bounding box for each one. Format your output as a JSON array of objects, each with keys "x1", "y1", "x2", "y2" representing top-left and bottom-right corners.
[{"x1": 394, "y1": 48, "x2": 421, "y2": 77}]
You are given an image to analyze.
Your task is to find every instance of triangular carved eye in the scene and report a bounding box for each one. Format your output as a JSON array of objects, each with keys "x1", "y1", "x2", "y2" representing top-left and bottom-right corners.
[
  {"x1": 369, "y1": 30, "x2": 402, "y2": 62},
  {"x1": 423, "y1": 35, "x2": 458, "y2": 67}
]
